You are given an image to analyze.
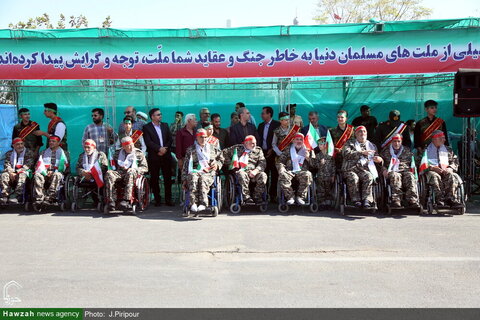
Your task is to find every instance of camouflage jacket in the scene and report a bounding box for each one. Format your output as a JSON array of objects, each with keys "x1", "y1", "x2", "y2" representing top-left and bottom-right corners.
[
  {"x1": 418, "y1": 145, "x2": 458, "y2": 173},
  {"x1": 341, "y1": 140, "x2": 379, "y2": 172},
  {"x1": 380, "y1": 146, "x2": 414, "y2": 173},
  {"x1": 181, "y1": 143, "x2": 224, "y2": 181},
  {"x1": 276, "y1": 146, "x2": 314, "y2": 173},
  {"x1": 3, "y1": 148, "x2": 36, "y2": 173},
  {"x1": 113, "y1": 148, "x2": 148, "y2": 175},
  {"x1": 312, "y1": 151, "x2": 336, "y2": 178},
  {"x1": 76, "y1": 151, "x2": 109, "y2": 176},
  {"x1": 39, "y1": 148, "x2": 71, "y2": 174},
  {"x1": 223, "y1": 144, "x2": 266, "y2": 172}
]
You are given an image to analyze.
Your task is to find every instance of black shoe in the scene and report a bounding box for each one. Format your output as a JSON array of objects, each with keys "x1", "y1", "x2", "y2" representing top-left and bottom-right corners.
[
  {"x1": 119, "y1": 200, "x2": 129, "y2": 209},
  {"x1": 448, "y1": 199, "x2": 463, "y2": 208},
  {"x1": 108, "y1": 202, "x2": 116, "y2": 211},
  {"x1": 244, "y1": 198, "x2": 255, "y2": 205},
  {"x1": 408, "y1": 201, "x2": 420, "y2": 208},
  {"x1": 354, "y1": 201, "x2": 362, "y2": 208},
  {"x1": 363, "y1": 200, "x2": 372, "y2": 209},
  {"x1": 165, "y1": 199, "x2": 174, "y2": 207},
  {"x1": 8, "y1": 197, "x2": 19, "y2": 204},
  {"x1": 391, "y1": 201, "x2": 401, "y2": 208},
  {"x1": 436, "y1": 200, "x2": 445, "y2": 207}
]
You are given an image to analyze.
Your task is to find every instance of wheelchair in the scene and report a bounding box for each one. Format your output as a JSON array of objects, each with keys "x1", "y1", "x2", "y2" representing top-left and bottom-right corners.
[
  {"x1": 103, "y1": 174, "x2": 150, "y2": 215},
  {"x1": 277, "y1": 176, "x2": 318, "y2": 213},
  {"x1": 334, "y1": 172, "x2": 384, "y2": 216},
  {"x1": 0, "y1": 176, "x2": 32, "y2": 212},
  {"x1": 65, "y1": 175, "x2": 104, "y2": 213},
  {"x1": 225, "y1": 171, "x2": 268, "y2": 214},
  {"x1": 32, "y1": 173, "x2": 70, "y2": 212},
  {"x1": 383, "y1": 175, "x2": 423, "y2": 215},
  {"x1": 182, "y1": 174, "x2": 222, "y2": 218},
  {"x1": 418, "y1": 172, "x2": 466, "y2": 215}
]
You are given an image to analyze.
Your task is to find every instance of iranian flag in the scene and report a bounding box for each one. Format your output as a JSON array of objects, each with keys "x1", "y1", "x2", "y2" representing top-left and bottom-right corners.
[
  {"x1": 229, "y1": 148, "x2": 239, "y2": 170},
  {"x1": 238, "y1": 151, "x2": 249, "y2": 169},
  {"x1": 35, "y1": 156, "x2": 47, "y2": 176},
  {"x1": 410, "y1": 155, "x2": 418, "y2": 180},
  {"x1": 304, "y1": 123, "x2": 320, "y2": 151},
  {"x1": 108, "y1": 148, "x2": 116, "y2": 170},
  {"x1": 188, "y1": 155, "x2": 201, "y2": 173},
  {"x1": 326, "y1": 130, "x2": 334, "y2": 156},
  {"x1": 419, "y1": 150, "x2": 429, "y2": 173},
  {"x1": 57, "y1": 151, "x2": 68, "y2": 173},
  {"x1": 91, "y1": 160, "x2": 104, "y2": 188}
]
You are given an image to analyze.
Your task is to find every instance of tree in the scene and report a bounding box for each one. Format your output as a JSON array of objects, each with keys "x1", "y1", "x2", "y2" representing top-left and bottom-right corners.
[{"x1": 314, "y1": 0, "x2": 432, "y2": 24}]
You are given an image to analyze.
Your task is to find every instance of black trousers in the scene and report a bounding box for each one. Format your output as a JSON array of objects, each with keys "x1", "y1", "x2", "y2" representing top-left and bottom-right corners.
[
  {"x1": 148, "y1": 154, "x2": 173, "y2": 203},
  {"x1": 264, "y1": 150, "x2": 278, "y2": 200}
]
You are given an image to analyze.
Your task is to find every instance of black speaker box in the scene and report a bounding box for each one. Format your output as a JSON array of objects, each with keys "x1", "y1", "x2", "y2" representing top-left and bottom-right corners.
[{"x1": 454, "y1": 68, "x2": 480, "y2": 117}]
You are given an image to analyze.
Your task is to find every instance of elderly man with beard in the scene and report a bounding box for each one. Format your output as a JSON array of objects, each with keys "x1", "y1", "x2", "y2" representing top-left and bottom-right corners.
[
  {"x1": 75, "y1": 139, "x2": 109, "y2": 206},
  {"x1": 276, "y1": 133, "x2": 314, "y2": 205},
  {"x1": 104, "y1": 136, "x2": 148, "y2": 212},
  {"x1": 33, "y1": 135, "x2": 70, "y2": 208},
  {"x1": 423, "y1": 130, "x2": 461, "y2": 207},
  {"x1": 1, "y1": 138, "x2": 35, "y2": 205},
  {"x1": 342, "y1": 126, "x2": 383, "y2": 208},
  {"x1": 380, "y1": 133, "x2": 420, "y2": 208},
  {"x1": 223, "y1": 135, "x2": 267, "y2": 204},
  {"x1": 182, "y1": 129, "x2": 224, "y2": 213}
]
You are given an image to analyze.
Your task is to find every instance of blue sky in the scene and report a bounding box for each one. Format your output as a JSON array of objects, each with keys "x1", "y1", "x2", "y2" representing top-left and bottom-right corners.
[{"x1": 0, "y1": 0, "x2": 479, "y2": 29}]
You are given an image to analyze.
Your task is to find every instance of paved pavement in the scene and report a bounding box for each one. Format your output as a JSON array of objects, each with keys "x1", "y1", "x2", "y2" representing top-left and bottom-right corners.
[{"x1": 1, "y1": 201, "x2": 480, "y2": 308}]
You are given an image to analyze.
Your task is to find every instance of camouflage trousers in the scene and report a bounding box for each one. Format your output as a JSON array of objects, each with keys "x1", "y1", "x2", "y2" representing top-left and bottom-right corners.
[
  {"x1": 388, "y1": 171, "x2": 419, "y2": 203},
  {"x1": 186, "y1": 172, "x2": 215, "y2": 206},
  {"x1": 279, "y1": 170, "x2": 312, "y2": 200},
  {"x1": 343, "y1": 167, "x2": 374, "y2": 203},
  {"x1": 425, "y1": 170, "x2": 459, "y2": 202},
  {"x1": 316, "y1": 176, "x2": 334, "y2": 204},
  {"x1": 105, "y1": 169, "x2": 136, "y2": 201},
  {"x1": 236, "y1": 170, "x2": 267, "y2": 202},
  {"x1": 0, "y1": 172, "x2": 28, "y2": 199},
  {"x1": 33, "y1": 171, "x2": 64, "y2": 203}
]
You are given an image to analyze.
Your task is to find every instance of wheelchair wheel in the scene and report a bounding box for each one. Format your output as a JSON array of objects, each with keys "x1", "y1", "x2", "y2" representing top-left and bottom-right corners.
[
  {"x1": 212, "y1": 206, "x2": 219, "y2": 217},
  {"x1": 427, "y1": 201, "x2": 434, "y2": 214},
  {"x1": 278, "y1": 204, "x2": 289, "y2": 213},
  {"x1": 230, "y1": 203, "x2": 241, "y2": 214},
  {"x1": 97, "y1": 202, "x2": 103, "y2": 213},
  {"x1": 103, "y1": 204, "x2": 109, "y2": 214},
  {"x1": 259, "y1": 203, "x2": 268, "y2": 213},
  {"x1": 33, "y1": 202, "x2": 42, "y2": 213},
  {"x1": 60, "y1": 202, "x2": 66, "y2": 212},
  {"x1": 71, "y1": 202, "x2": 77, "y2": 213},
  {"x1": 136, "y1": 176, "x2": 150, "y2": 211},
  {"x1": 309, "y1": 203, "x2": 318, "y2": 213},
  {"x1": 132, "y1": 204, "x2": 137, "y2": 215},
  {"x1": 24, "y1": 202, "x2": 31, "y2": 212},
  {"x1": 339, "y1": 204, "x2": 345, "y2": 216}
]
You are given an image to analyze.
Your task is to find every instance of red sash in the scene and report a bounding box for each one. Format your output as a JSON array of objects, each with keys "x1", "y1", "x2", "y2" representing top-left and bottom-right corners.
[
  {"x1": 131, "y1": 130, "x2": 143, "y2": 144},
  {"x1": 278, "y1": 125, "x2": 300, "y2": 151},
  {"x1": 381, "y1": 123, "x2": 407, "y2": 149},
  {"x1": 48, "y1": 117, "x2": 63, "y2": 134},
  {"x1": 208, "y1": 136, "x2": 219, "y2": 145},
  {"x1": 334, "y1": 124, "x2": 354, "y2": 150},
  {"x1": 421, "y1": 118, "x2": 444, "y2": 145},
  {"x1": 18, "y1": 121, "x2": 39, "y2": 139}
]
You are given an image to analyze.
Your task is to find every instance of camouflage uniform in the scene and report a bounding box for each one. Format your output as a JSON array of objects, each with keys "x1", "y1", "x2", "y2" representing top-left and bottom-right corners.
[
  {"x1": 380, "y1": 146, "x2": 419, "y2": 204},
  {"x1": 33, "y1": 148, "x2": 71, "y2": 204},
  {"x1": 12, "y1": 121, "x2": 43, "y2": 156},
  {"x1": 312, "y1": 151, "x2": 336, "y2": 204},
  {"x1": 276, "y1": 147, "x2": 314, "y2": 200},
  {"x1": 423, "y1": 145, "x2": 459, "y2": 203},
  {"x1": 272, "y1": 126, "x2": 291, "y2": 156},
  {"x1": 329, "y1": 125, "x2": 354, "y2": 169},
  {"x1": 374, "y1": 120, "x2": 411, "y2": 151},
  {"x1": 223, "y1": 144, "x2": 267, "y2": 203},
  {"x1": 181, "y1": 144, "x2": 224, "y2": 206},
  {"x1": 342, "y1": 140, "x2": 378, "y2": 203},
  {"x1": 1, "y1": 148, "x2": 35, "y2": 201},
  {"x1": 105, "y1": 149, "x2": 148, "y2": 202}
]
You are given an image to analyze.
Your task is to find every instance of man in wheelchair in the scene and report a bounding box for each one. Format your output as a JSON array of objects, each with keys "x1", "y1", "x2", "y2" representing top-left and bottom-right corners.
[
  {"x1": 277, "y1": 133, "x2": 314, "y2": 205},
  {"x1": 313, "y1": 136, "x2": 335, "y2": 209},
  {"x1": 342, "y1": 126, "x2": 383, "y2": 208},
  {"x1": 380, "y1": 133, "x2": 420, "y2": 208},
  {"x1": 75, "y1": 139, "x2": 109, "y2": 206},
  {"x1": 1, "y1": 137, "x2": 35, "y2": 205},
  {"x1": 424, "y1": 130, "x2": 462, "y2": 207},
  {"x1": 105, "y1": 136, "x2": 148, "y2": 211},
  {"x1": 223, "y1": 135, "x2": 267, "y2": 205},
  {"x1": 33, "y1": 135, "x2": 70, "y2": 206},
  {"x1": 182, "y1": 129, "x2": 223, "y2": 213}
]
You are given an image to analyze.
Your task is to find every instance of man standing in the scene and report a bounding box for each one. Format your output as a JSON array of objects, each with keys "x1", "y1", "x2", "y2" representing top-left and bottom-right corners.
[
  {"x1": 380, "y1": 134, "x2": 419, "y2": 208},
  {"x1": 257, "y1": 106, "x2": 280, "y2": 201},
  {"x1": 104, "y1": 137, "x2": 148, "y2": 212},
  {"x1": 414, "y1": 100, "x2": 449, "y2": 151},
  {"x1": 35, "y1": 103, "x2": 68, "y2": 151},
  {"x1": 1, "y1": 138, "x2": 35, "y2": 204},
  {"x1": 196, "y1": 108, "x2": 211, "y2": 129},
  {"x1": 143, "y1": 108, "x2": 174, "y2": 206},
  {"x1": 211, "y1": 113, "x2": 229, "y2": 149},
  {"x1": 82, "y1": 108, "x2": 115, "y2": 154},
  {"x1": 375, "y1": 110, "x2": 411, "y2": 151},
  {"x1": 12, "y1": 108, "x2": 43, "y2": 157},
  {"x1": 235, "y1": 102, "x2": 256, "y2": 126},
  {"x1": 32, "y1": 135, "x2": 70, "y2": 208},
  {"x1": 313, "y1": 136, "x2": 336, "y2": 209},
  {"x1": 119, "y1": 106, "x2": 146, "y2": 134},
  {"x1": 229, "y1": 107, "x2": 259, "y2": 146},
  {"x1": 342, "y1": 126, "x2": 383, "y2": 208},
  {"x1": 170, "y1": 111, "x2": 184, "y2": 150},
  {"x1": 352, "y1": 105, "x2": 378, "y2": 141},
  {"x1": 287, "y1": 104, "x2": 304, "y2": 128},
  {"x1": 176, "y1": 114, "x2": 197, "y2": 178},
  {"x1": 329, "y1": 110, "x2": 354, "y2": 169}
]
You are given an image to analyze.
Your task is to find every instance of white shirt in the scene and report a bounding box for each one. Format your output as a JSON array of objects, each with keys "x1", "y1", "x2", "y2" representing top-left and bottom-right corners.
[
  {"x1": 54, "y1": 122, "x2": 66, "y2": 140},
  {"x1": 153, "y1": 122, "x2": 164, "y2": 148}
]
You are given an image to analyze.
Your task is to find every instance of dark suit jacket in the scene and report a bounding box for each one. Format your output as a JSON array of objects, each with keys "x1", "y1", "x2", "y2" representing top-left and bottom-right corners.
[
  {"x1": 142, "y1": 122, "x2": 173, "y2": 160},
  {"x1": 257, "y1": 120, "x2": 280, "y2": 150},
  {"x1": 229, "y1": 122, "x2": 260, "y2": 146}
]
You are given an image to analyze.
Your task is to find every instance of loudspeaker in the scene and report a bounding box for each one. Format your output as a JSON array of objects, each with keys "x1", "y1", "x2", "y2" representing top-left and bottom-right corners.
[{"x1": 454, "y1": 68, "x2": 480, "y2": 117}]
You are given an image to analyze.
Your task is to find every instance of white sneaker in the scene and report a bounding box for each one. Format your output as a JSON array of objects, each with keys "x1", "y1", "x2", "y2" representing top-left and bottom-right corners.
[
  {"x1": 296, "y1": 197, "x2": 306, "y2": 205},
  {"x1": 190, "y1": 203, "x2": 198, "y2": 212},
  {"x1": 286, "y1": 198, "x2": 295, "y2": 205},
  {"x1": 197, "y1": 204, "x2": 206, "y2": 212}
]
